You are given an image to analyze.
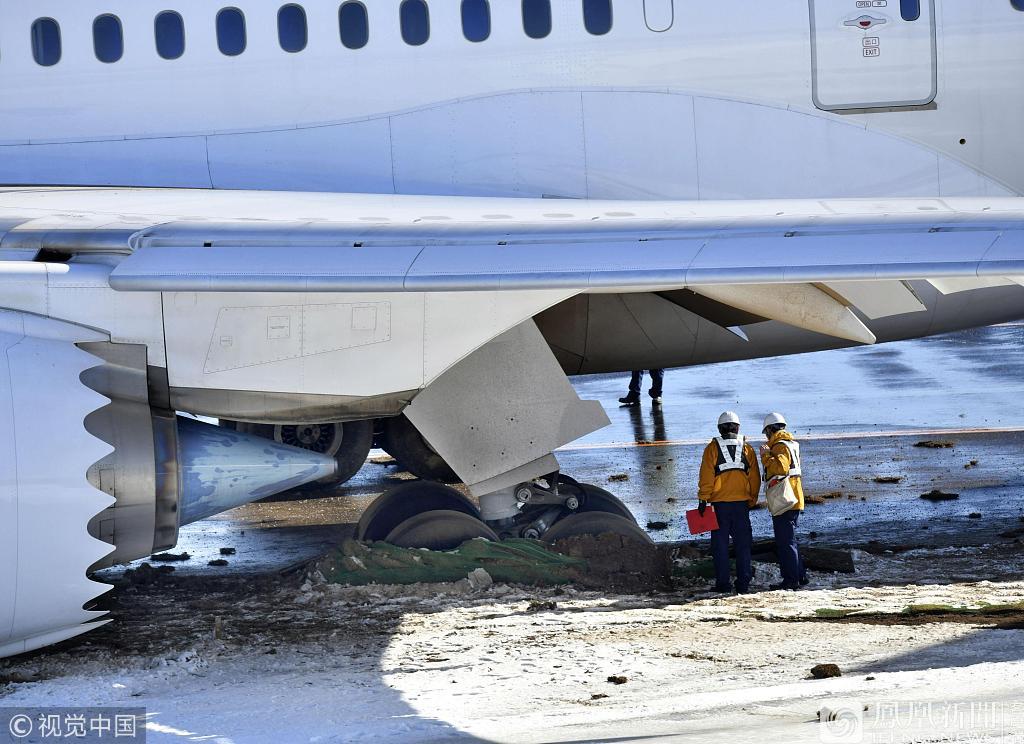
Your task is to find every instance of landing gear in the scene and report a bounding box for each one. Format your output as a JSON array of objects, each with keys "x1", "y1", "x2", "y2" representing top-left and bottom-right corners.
[
  {"x1": 359, "y1": 475, "x2": 648, "y2": 550},
  {"x1": 379, "y1": 415, "x2": 459, "y2": 483},
  {"x1": 357, "y1": 481, "x2": 483, "y2": 542}
]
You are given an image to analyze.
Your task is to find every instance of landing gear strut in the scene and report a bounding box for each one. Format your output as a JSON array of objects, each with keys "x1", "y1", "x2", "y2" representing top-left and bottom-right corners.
[{"x1": 358, "y1": 473, "x2": 651, "y2": 551}]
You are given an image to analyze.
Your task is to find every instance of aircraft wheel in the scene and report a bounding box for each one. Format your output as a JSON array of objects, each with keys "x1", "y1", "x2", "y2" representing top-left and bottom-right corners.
[
  {"x1": 542, "y1": 512, "x2": 653, "y2": 545},
  {"x1": 380, "y1": 415, "x2": 460, "y2": 483},
  {"x1": 385, "y1": 509, "x2": 498, "y2": 550},
  {"x1": 358, "y1": 481, "x2": 480, "y2": 542},
  {"x1": 565, "y1": 483, "x2": 638, "y2": 524}
]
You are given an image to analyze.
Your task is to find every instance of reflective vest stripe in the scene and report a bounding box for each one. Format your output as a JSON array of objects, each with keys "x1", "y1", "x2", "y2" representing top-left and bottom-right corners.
[
  {"x1": 774, "y1": 440, "x2": 802, "y2": 477},
  {"x1": 714, "y1": 436, "x2": 748, "y2": 474}
]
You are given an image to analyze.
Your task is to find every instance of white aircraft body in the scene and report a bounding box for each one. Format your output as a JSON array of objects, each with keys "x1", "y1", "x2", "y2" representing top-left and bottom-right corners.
[{"x1": 2, "y1": 0, "x2": 1024, "y2": 657}]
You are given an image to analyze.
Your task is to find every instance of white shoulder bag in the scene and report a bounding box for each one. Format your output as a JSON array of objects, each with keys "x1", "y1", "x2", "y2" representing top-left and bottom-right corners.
[{"x1": 765, "y1": 440, "x2": 800, "y2": 516}]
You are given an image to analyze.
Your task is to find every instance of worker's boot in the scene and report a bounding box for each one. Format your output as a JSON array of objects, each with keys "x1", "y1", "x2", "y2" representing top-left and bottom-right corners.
[{"x1": 618, "y1": 392, "x2": 640, "y2": 406}]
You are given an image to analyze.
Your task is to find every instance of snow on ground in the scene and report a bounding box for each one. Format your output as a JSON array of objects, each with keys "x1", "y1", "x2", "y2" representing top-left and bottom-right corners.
[{"x1": 3, "y1": 543, "x2": 1024, "y2": 743}]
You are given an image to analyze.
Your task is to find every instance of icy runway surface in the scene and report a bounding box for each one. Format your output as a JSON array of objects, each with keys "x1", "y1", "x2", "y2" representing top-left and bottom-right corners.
[{"x1": 3, "y1": 324, "x2": 1024, "y2": 742}]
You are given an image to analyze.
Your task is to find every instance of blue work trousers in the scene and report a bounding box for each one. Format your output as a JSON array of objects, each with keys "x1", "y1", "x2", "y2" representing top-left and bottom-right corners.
[
  {"x1": 772, "y1": 509, "x2": 806, "y2": 587},
  {"x1": 628, "y1": 369, "x2": 664, "y2": 397},
  {"x1": 709, "y1": 501, "x2": 752, "y2": 591}
]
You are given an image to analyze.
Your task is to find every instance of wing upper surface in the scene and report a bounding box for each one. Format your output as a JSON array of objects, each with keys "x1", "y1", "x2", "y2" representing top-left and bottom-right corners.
[{"x1": 3, "y1": 188, "x2": 1024, "y2": 344}]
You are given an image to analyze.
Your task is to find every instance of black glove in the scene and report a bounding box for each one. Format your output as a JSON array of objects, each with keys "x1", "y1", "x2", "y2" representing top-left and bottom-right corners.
[{"x1": 698, "y1": 501, "x2": 707, "y2": 517}]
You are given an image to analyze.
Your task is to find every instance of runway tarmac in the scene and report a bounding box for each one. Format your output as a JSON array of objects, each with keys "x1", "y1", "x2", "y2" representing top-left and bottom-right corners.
[{"x1": 111, "y1": 323, "x2": 1024, "y2": 580}]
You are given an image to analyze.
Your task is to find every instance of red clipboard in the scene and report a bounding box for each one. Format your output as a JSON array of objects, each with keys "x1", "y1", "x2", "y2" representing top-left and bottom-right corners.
[{"x1": 685, "y1": 505, "x2": 719, "y2": 535}]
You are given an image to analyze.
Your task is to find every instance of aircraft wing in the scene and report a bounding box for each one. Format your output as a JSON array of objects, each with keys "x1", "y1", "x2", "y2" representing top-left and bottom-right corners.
[{"x1": 3, "y1": 188, "x2": 1024, "y2": 344}]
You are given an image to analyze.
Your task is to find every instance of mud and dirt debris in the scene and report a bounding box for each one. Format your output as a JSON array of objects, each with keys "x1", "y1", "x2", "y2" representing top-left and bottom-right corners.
[
  {"x1": 914, "y1": 440, "x2": 956, "y2": 448},
  {"x1": 219, "y1": 547, "x2": 236, "y2": 556},
  {"x1": 969, "y1": 513, "x2": 983, "y2": 519},
  {"x1": 921, "y1": 490, "x2": 960, "y2": 501},
  {"x1": 208, "y1": 559, "x2": 229, "y2": 567},
  {"x1": 965, "y1": 460, "x2": 980, "y2": 469},
  {"x1": 810, "y1": 664, "x2": 842, "y2": 679},
  {"x1": 820, "y1": 491, "x2": 844, "y2": 499},
  {"x1": 526, "y1": 600, "x2": 557, "y2": 613},
  {"x1": 999, "y1": 528, "x2": 1024, "y2": 540},
  {"x1": 805, "y1": 495, "x2": 827, "y2": 505},
  {"x1": 150, "y1": 552, "x2": 191, "y2": 562},
  {"x1": 606, "y1": 675, "x2": 628, "y2": 685},
  {"x1": 873, "y1": 476, "x2": 903, "y2": 484},
  {"x1": 590, "y1": 694, "x2": 609, "y2": 700},
  {"x1": 665, "y1": 497, "x2": 677, "y2": 504},
  {"x1": 123, "y1": 562, "x2": 175, "y2": 585},
  {"x1": 368, "y1": 455, "x2": 396, "y2": 465},
  {"x1": 607, "y1": 473, "x2": 629, "y2": 482},
  {"x1": 646, "y1": 521, "x2": 669, "y2": 531}
]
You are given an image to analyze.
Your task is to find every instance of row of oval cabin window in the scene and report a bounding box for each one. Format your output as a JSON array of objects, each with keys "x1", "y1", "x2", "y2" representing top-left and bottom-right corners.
[{"x1": 29, "y1": 0, "x2": 616, "y2": 67}]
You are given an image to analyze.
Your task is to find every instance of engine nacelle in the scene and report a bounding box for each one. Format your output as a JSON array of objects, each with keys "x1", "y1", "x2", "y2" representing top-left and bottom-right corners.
[{"x1": 0, "y1": 311, "x2": 335, "y2": 658}]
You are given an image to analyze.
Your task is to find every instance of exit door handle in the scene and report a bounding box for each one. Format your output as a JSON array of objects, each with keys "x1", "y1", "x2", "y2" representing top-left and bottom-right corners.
[{"x1": 843, "y1": 14, "x2": 888, "y2": 30}]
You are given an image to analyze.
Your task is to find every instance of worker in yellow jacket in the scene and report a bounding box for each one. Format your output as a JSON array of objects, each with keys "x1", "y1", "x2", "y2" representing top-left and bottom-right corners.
[
  {"x1": 760, "y1": 412, "x2": 808, "y2": 590},
  {"x1": 698, "y1": 412, "x2": 761, "y2": 594}
]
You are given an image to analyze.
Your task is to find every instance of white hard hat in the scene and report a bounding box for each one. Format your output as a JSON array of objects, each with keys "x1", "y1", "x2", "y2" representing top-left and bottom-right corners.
[
  {"x1": 718, "y1": 411, "x2": 740, "y2": 426},
  {"x1": 763, "y1": 412, "x2": 787, "y2": 431}
]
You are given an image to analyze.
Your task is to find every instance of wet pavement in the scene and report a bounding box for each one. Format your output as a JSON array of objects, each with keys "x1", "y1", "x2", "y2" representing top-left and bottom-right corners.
[{"x1": 100, "y1": 323, "x2": 1024, "y2": 581}]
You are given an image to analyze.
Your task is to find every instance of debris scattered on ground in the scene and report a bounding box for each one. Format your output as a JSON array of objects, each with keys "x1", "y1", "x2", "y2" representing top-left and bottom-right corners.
[
  {"x1": 873, "y1": 476, "x2": 903, "y2": 484},
  {"x1": 805, "y1": 495, "x2": 827, "y2": 505},
  {"x1": 590, "y1": 694, "x2": 609, "y2": 700},
  {"x1": 219, "y1": 547, "x2": 236, "y2": 556},
  {"x1": 810, "y1": 664, "x2": 842, "y2": 679},
  {"x1": 965, "y1": 460, "x2": 979, "y2": 469},
  {"x1": 921, "y1": 490, "x2": 960, "y2": 501},
  {"x1": 150, "y1": 552, "x2": 190, "y2": 562},
  {"x1": 665, "y1": 497, "x2": 677, "y2": 503},
  {"x1": 999, "y1": 527, "x2": 1024, "y2": 540},
  {"x1": 914, "y1": 440, "x2": 955, "y2": 448},
  {"x1": 466, "y1": 568, "x2": 493, "y2": 591},
  {"x1": 968, "y1": 513, "x2": 983, "y2": 519},
  {"x1": 749, "y1": 540, "x2": 855, "y2": 573},
  {"x1": 655, "y1": 465, "x2": 662, "y2": 470},
  {"x1": 606, "y1": 675, "x2": 628, "y2": 685},
  {"x1": 123, "y1": 562, "x2": 175, "y2": 585},
  {"x1": 608, "y1": 473, "x2": 629, "y2": 482},
  {"x1": 208, "y1": 559, "x2": 229, "y2": 567},
  {"x1": 526, "y1": 600, "x2": 557, "y2": 613},
  {"x1": 646, "y1": 521, "x2": 669, "y2": 531},
  {"x1": 368, "y1": 454, "x2": 396, "y2": 465},
  {"x1": 808, "y1": 531, "x2": 819, "y2": 539},
  {"x1": 820, "y1": 491, "x2": 844, "y2": 499}
]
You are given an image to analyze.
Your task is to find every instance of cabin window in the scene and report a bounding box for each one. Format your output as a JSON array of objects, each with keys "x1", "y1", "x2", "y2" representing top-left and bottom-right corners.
[
  {"x1": 93, "y1": 14, "x2": 124, "y2": 63},
  {"x1": 900, "y1": 0, "x2": 921, "y2": 21},
  {"x1": 155, "y1": 11, "x2": 186, "y2": 60},
  {"x1": 400, "y1": 0, "x2": 429, "y2": 46},
  {"x1": 523, "y1": 0, "x2": 552, "y2": 39},
  {"x1": 339, "y1": 2, "x2": 369, "y2": 49},
  {"x1": 31, "y1": 18, "x2": 62, "y2": 67},
  {"x1": 217, "y1": 7, "x2": 247, "y2": 56},
  {"x1": 278, "y1": 4, "x2": 308, "y2": 52},
  {"x1": 461, "y1": 0, "x2": 491, "y2": 42},
  {"x1": 583, "y1": 0, "x2": 612, "y2": 35}
]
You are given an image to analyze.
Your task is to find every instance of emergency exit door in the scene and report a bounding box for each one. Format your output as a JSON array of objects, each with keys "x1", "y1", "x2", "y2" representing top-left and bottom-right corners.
[{"x1": 809, "y1": 0, "x2": 936, "y2": 111}]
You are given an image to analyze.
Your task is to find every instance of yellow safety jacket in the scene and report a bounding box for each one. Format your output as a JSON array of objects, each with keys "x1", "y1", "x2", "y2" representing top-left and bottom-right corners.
[
  {"x1": 761, "y1": 430, "x2": 805, "y2": 511},
  {"x1": 698, "y1": 436, "x2": 761, "y2": 507}
]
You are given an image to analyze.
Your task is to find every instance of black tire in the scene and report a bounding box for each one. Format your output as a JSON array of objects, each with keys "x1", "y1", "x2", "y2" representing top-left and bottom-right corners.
[
  {"x1": 542, "y1": 512, "x2": 654, "y2": 545},
  {"x1": 379, "y1": 415, "x2": 459, "y2": 483},
  {"x1": 570, "y1": 483, "x2": 639, "y2": 524},
  {"x1": 358, "y1": 481, "x2": 480, "y2": 542},
  {"x1": 384, "y1": 509, "x2": 498, "y2": 550}
]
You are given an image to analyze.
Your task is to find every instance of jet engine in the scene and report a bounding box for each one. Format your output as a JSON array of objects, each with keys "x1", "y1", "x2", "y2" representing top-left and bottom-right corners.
[{"x1": 0, "y1": 310, "x2": 335, "y2": 658}]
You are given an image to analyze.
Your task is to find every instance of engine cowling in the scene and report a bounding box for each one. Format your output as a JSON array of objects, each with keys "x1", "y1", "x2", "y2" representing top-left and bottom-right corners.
[{"x1": 0, "y1": 310, "x2": 336, "y2": 658}]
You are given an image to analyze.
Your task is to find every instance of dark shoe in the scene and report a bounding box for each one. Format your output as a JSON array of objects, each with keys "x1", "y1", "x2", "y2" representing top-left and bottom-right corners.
[
  {"x1": 618, "y1": 393, "x2": 640, "y2": 406},
  {"x1": 712, "y1": 584, "x2": 732, "y2": 594},
  {"x1": 651, "y1": 396, "x2": 663, "y2": 407},
  {"x1": 735, "y1": 585, "x2": 752, "y2": 595},
  {"x1": 769, "y1": 582, "x2": 799, "y2": 591},
  {"x1": 799, "y1": 575, "x2": 810, "y2": 586}
]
